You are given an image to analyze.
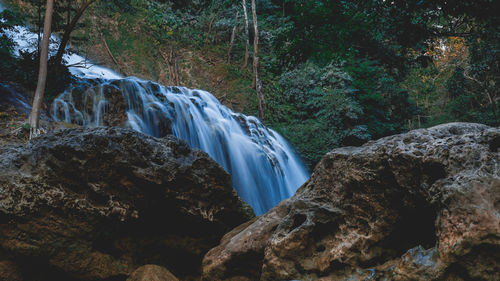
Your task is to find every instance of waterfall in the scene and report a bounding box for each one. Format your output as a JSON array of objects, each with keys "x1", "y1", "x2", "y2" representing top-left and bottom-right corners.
[
  {"x1": 52, "y1": 78, "x2": 309, "y2": 214},
  {"x1": 2, "y1": 2, "x2": 309, "y2": 214}
]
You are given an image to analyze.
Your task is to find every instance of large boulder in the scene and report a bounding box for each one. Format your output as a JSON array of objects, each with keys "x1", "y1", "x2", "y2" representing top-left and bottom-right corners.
[
  {"x1": 0, "y1": 127, "x2": 253, "y2": 281},
  {"x1": 202, "y1": 123, "x2": 500, "y2": 281}
]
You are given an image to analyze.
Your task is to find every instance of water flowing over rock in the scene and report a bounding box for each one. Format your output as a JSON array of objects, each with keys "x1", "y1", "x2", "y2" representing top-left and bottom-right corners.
[
  {"x1": 0, "y1": 127, "x2": 253, "y2": 281},
  {"x1": 51, "y1": 78, "x2": 309, "y2": 215},
  {"x1": 202, "y1": 123, "x2": 500, "y2": 281}
]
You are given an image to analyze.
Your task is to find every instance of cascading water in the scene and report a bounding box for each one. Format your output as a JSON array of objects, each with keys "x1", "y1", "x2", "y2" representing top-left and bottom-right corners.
[
  {"x1": 52, "y1": 78, "x2": 309, "y2": 214},
  {"x1": 1, "y1": 1, "x2": 309, "y2": 215}
]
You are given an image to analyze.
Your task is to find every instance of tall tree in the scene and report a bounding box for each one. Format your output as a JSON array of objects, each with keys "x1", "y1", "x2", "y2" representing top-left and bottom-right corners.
[
  {"x1": 227, "y1": 10, "x2": 239, "y2": 63},
  {"x1": 241, "y1": 0, "x2": 249, "y2": 68},
  {"x1": 251, "y1": 0, "x2": 264, "y2": 119},
  {"x1": 29, "y1": 0, "x2": 54, "y2": 138},
  {"x1": 53, "y1": 0, "x2": 97, "y2": 66}
]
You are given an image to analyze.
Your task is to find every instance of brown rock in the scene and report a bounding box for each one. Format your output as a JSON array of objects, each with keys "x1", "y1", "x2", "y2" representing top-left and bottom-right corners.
[
  {"x1": 202, "y1": 123, "x2": 500, "y2": 281},
  {"x1": 0, "y1": 127, "x2": 253, "y2": 281},
  {"x1": 127, "y1": 265, "x2": 179, "y2": 281}
]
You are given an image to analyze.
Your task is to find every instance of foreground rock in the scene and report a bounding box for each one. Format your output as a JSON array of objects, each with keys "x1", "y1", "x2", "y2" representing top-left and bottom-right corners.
[
  {"x1": 0, "y1": 127, "x2": 252, "y2": 281},
  {"x1": 203, "y1": 123, "x2": 499, "y2": 281},
  {"x1": 127, "y1": 265, "x2": 179, "y2": 281}
]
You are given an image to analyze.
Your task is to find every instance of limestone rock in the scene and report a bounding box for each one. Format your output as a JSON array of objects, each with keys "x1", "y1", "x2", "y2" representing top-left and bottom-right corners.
[
  {"x1": 202, "y1": 123, "x2": 500, "y2": 281},
  {"x1": 0, "y1": 127, "x2": 253, "y2": 280}
]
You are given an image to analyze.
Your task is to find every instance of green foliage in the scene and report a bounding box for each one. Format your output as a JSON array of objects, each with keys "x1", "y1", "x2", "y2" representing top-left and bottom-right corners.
[
  {"x1": 267, "y1": 61, "x2": 413, "y2": 168},
  {"x1": 256, "y1": 1, "x2": 434, "y2": 166},
  {"x1": 272, "y1": 0, "x2": 428, "y2": 73},
  {"x1": 344, "y1": 59, "x2": 418, "y2": 139},
  {"x1": 442, "y1": 60, "x2": 499, "y2": 126},
  {"x1": 100, "y1": 0, "x2": 137, "y2": 14},
  {"x1": 264, "y1": 0, "x2": 497, "y2": 166},
  {"x1": 402, "y1": 31, "x2": 499, "y2": 128}
]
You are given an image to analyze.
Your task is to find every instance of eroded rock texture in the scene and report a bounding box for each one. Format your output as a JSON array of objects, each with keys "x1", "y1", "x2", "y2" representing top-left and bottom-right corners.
[
  {"x1": 202, "y1": 123, "x2": 499, "y2": 281},
  {"x1": 0, "y1": 127, "x2": 253, "y2": 281}
]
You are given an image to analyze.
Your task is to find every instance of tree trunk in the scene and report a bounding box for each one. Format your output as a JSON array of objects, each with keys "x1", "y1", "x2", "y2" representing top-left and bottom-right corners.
[
  {"x1": 205, "y1": 16, "x2": 215, "y2": 46},
  {"x1": 251, "y1": 0, "x2": 265, "y2": 120},
  {"x1": 227, "y1": 11, "x2": 239, "y2": 63},
  {"x1": 242, "y1": 0, "x2": 250, "y2": 69},
  {"x1": 54, "y1": 0, "x2": 96, "y2": 66},
  {"x1": 29, "y1": 0, "x2": 54, "y2": 138}
]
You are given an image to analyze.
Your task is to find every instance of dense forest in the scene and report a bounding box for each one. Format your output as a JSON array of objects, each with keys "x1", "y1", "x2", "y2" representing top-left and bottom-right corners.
[{"x1": 1, "y1": 0, "x2": 498, "y2": 167}]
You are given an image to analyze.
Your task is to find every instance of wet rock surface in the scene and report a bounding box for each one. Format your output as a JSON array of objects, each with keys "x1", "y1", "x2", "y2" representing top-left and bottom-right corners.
[
  {"x1": 0, "y1": 127, "x2": 253, "y2": 281},
  {"x1": 202, "y1": 123, "x2": 500, "y2": 281}
]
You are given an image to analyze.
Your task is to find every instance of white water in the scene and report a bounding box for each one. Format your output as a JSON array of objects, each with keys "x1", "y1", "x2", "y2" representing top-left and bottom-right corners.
[{"x1": 2, "y1": 2, "x2": 309, "y2": 214}]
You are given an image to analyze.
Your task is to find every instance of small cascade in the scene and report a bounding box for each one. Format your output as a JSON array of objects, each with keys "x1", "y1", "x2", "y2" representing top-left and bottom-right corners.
[{"x1": 52, "y1": 78, "x2": 309, "y2": 214}]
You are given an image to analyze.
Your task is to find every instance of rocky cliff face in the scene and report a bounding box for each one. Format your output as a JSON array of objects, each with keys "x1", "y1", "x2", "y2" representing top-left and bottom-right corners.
[
  {"x1": 202, "y1": 123, "x2": 500, "y2": 281},
  {"x1": 0, "y1": 127, "x2": 253, "y2": 281}
]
